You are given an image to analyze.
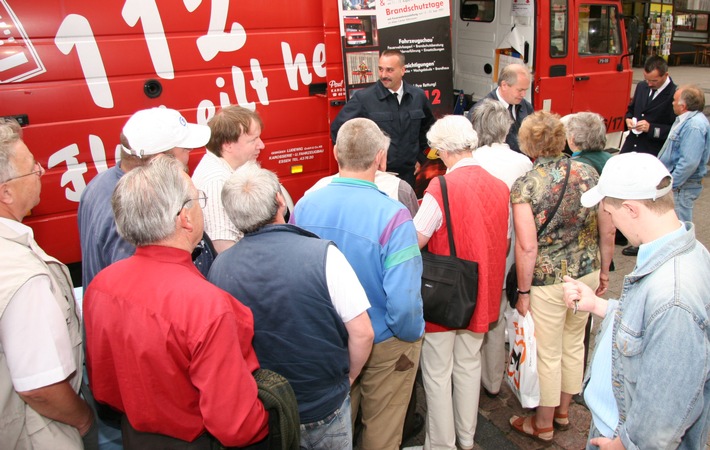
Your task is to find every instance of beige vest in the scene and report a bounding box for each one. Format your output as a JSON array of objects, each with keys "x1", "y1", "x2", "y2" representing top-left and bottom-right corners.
[{"x1": 0, "y1": 221, "x2": 84, "y2": 449}]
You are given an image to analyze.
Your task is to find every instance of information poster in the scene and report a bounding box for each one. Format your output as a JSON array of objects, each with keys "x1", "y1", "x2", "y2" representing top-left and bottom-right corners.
[{"x1": 338, "y1": 0, "x2": 453, "y2": 116}]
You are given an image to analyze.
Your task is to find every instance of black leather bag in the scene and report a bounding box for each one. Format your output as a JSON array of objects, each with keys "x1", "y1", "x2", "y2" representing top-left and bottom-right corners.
[
  {"x1": 421, "y1": 176, "x2": 478, "y2": 329},
  {"x1": 506, "y1": 158, "x2": 572, "y2": 308}
]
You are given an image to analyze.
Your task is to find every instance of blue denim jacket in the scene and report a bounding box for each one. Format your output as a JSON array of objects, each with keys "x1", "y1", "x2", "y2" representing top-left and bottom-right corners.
[
  {"x1": 658, "y1": 111, "x2": 710, "y2": 188},
  {"x1": 587, "y1": 222, "x2": 710, "y2": 449}
]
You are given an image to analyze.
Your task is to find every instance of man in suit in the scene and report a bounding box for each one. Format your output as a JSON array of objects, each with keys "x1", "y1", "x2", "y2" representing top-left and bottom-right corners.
[
  {"x1": 330, "y1": 50, "x2": 435, "y2": 188},
  {"x1": 619, "y1": 55, "x2": 677, "y2": 256},
  {"x1": 471, "y1": 63, "x2": 534, "y2": 153},
  {"x1": 620, "y1": 55, "x2": 676, "y2": 156}
]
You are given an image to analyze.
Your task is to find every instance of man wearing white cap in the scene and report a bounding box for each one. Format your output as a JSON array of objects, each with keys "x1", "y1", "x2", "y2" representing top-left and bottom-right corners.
[
  {"x1": 78, "y1": 107, "x2": 211, "y2": 289},
  {"x1": 562, "y1": 152, "x2": 710, "y2": 449}
]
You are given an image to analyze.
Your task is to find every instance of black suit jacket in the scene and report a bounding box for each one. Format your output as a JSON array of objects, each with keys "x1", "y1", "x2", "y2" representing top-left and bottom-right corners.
[
  {"x1": 620, "y1": 79, "x2": 677, "y2": 156},
  {"x1": 471, "y1": 89, "x2": 534, "y2": 153}
]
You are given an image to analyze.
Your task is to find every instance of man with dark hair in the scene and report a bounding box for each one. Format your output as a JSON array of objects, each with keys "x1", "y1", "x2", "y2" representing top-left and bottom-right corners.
[
  {"x1": 563, "y1": 152, "x2": 710, "y2": 449},
  {"x1": 0, "y1": 118, "x2": 97, "y2": 449},
  {"x1": 618, "y1": 55, "x2": 677, "y2": 256},
  {"x1": 330, "y1": 50, "x2": 435, "y2": 187},
  {"x1": 472, "y1": 63, "x2": 534, "y2": 153},
  {"x1": 658, "y1": 84, "x2": 710, "y2": 222},
  {"x1": 620, "y1": 55, "x2": 676, "y2": 157}
]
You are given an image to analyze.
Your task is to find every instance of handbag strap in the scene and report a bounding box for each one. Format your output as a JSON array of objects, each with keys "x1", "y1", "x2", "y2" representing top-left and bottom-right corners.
[
  {"x1": 438, "y1": 175, "x2": 458, "y2": 258},
  {"x1": 537, "y1": 158, "x2": 572, "y2": 238}
]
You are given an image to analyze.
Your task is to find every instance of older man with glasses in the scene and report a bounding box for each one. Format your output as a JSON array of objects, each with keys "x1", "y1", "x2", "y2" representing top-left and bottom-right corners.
[
  {"x1": 0, "y1": 118, "x2": 98, "y2": 449},
  {"x1": 83, "y1": 155, "x2": 270, "y2": 449}
]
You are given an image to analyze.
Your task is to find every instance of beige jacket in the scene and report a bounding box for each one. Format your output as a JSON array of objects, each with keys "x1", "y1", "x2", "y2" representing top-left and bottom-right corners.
[{"x1": 0, "y1": 221, "x2": 84, "y2": 449}]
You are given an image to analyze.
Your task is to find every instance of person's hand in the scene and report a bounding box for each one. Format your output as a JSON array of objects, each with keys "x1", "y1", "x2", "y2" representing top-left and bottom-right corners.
[
  {"x1": 596, "y1": 273, "x2": 609, "y2": 296},
  {"x1": 625, "y1": 118, "x2": 635, "y2": 129},
  {"x1": 515, "y1": 293, "x2": 530, "y2": 316},
  {"x1": 635, "y1": 119, "x2": 651, "y2": 133},
  {"x1": 562, "y1": 275, "x2": 596, "y2": 314},
  {"x1": 589, "y1": 436, "x2": 625, "y2": 449},
  {"x1": 414, "y1": 161, "x2": 421, "y2": 176}
]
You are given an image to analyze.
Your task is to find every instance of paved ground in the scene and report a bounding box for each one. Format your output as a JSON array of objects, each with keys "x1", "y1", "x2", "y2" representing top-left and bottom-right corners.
[{"x1": 399, "y1": 66, "x2": 710, "y2": 450}]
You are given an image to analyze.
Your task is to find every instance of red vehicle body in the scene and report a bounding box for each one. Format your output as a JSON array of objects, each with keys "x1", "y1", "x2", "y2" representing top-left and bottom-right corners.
[
  {"x1": 0, "y1": 0, "x2": 345, "y2": 264},
  {"x1": 1, "y1": 0, "x2": 631, "y2": 266},
  {"x1": 344, "y1": 17, "x2": 367, "y2": 46}
]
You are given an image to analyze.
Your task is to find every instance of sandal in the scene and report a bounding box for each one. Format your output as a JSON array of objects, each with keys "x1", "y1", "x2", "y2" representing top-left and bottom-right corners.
[
  {"x1": 509, "y1": 415, "x2": 554, "y2": 445},
  {"x1": 553, "y1": 412, "x2": 571, "y2": 431}
]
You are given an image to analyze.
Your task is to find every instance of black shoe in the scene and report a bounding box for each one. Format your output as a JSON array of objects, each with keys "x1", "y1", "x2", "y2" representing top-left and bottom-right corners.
[
  {"x1": 615, "y1": 231, "x2": 628, "y2": 246},
  {"x1": 622, "y1": 246, "x2": 639, "y2": 256},
  {"x1": 482, "y1": 387, "x2": 499, "y2": 398},
  {"x1": 401, "y1": 412, "x2": 425, "y2": 445}
]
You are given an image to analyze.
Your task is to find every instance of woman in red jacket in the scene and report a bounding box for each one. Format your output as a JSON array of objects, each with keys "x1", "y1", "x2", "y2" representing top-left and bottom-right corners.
[{"x1": 413, "y1": 115, "x2": 510, "y2": 450}]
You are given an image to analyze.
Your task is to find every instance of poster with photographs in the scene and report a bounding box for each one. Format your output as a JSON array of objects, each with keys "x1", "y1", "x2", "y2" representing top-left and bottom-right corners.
[{"x1": 337, "y1": 0, "x2": 452, "y2": 115}]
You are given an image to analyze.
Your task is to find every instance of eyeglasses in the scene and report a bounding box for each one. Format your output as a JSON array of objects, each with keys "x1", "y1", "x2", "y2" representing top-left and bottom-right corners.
[
  {"x1": 1, "y1": 160, "x2": 43, "y2": 183},
  {"x1": 177, "y1": 190, "x2": 208, "y2": 215}
]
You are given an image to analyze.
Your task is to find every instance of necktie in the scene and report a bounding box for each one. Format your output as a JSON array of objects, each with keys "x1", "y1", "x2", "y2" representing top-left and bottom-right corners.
[
  {"x1": 646, "y1": 89, "x2": 657, "y2": 108},
  {"x1": 508, "y1": 104, "x2": 515, "y2": 120},
  {"x1": 393, "y1": 92, "x2": 399, "y2": 104}
]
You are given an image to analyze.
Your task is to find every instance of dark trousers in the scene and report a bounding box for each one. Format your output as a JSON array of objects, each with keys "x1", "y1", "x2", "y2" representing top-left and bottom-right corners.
[{"x1": 121, "y1": 416, "x2": 268, "y2": 450}]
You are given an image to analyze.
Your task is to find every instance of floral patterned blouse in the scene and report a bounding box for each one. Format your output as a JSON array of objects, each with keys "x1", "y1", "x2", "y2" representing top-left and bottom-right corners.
[{"x1": 511, "y1": 155, "x2": 601, "y2": 286}]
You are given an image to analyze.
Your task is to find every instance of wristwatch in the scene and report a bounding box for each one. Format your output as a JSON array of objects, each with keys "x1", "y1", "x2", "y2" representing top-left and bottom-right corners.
[{"x1": 517, "y1": 288, "x2": 531, "y2": 295}]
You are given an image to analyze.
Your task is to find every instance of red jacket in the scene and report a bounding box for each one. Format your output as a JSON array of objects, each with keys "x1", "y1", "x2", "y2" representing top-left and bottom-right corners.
[{"x1": 425, "y1": 165, "x2": 509, "y2": 333}]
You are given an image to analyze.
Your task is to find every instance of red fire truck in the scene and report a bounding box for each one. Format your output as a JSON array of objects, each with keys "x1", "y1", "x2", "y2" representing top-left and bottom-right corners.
[{"x1": 0, "y1": 0, "x2": 631, "y2": 266}]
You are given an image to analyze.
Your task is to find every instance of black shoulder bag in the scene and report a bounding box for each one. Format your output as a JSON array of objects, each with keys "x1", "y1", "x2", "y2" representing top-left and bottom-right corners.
[
  {"x1": 506, "y1": 158, "x2": 572, "y2": 308},
  {"x1": 421, "y1": 176, "x2": 479, "y2": 329}
]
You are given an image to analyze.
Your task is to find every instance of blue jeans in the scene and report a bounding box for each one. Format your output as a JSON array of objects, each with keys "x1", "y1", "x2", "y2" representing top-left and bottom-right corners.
[
  {"x1": 299, "y1": 395, "x2": 351, "y2": 450},
  {"x1": 674, "y1": 180, "x2": 703, "y2": 222}
]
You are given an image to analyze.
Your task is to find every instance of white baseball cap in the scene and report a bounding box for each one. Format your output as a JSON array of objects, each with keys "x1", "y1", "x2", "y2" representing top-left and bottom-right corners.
[
  {"x1": 581, "y1": 152, "x2": 673, "y2": 207},
  {"x1": 122, "y1": 108, "x2": 210, "y2": 157}
]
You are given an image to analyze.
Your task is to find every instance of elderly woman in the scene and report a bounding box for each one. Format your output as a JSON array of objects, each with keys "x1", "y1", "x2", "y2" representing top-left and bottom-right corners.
[
  {"x1": 470, "y1": 99, "x2": 533, "y2": 398},
  {"x1": 413, "y1": 115, "x2": 510, "y2": 450},
  {"x1": 565, "y1": 112, "x2": 612, "y2": 176},
  {"x1": 508, "y1": 111, "x2": 614, "y2": 444}
]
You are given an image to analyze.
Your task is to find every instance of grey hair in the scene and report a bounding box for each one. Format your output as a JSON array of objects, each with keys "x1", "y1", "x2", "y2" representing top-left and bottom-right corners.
[
  {"x1": 427, "y1": 115, "x2": 478, "y2": 154},
  {"x1": 335, "y1": 118, "x2": 390, "y2": 171},
  {"x1": 112, "y1": 155, "x2": 192, "y2": 246},
  {"x1": 222, "y1": 161, "x2": 280, "y2": 234},
  {"x1": 471, "y1": 99, "x2": 513, "y2": 146},
  {"x1": 565, "y1": 112, "x2": 607, "y2": 151},
  {"x1": 498, "y1": 63, "x2": 531, "y2": 87},
  {"x1": 677, "y1": 85, "x2": 705, "y2": 112},
  {"x1": 0, "y1": 118, "x2": 23, "y2": 182}
]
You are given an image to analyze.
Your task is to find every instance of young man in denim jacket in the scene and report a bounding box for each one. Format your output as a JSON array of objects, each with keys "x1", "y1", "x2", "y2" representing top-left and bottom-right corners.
[{"x1": 562, "y1": 152, "x2": 710, "y2": 449}]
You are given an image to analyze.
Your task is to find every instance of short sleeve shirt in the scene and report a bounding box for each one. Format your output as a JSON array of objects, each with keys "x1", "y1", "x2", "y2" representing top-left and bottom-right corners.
[{"x1": 510, "y1": 155, "x2": 601, "y2": 285}]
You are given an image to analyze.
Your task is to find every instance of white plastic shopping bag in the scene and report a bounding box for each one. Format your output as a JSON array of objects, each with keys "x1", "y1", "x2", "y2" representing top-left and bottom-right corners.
[{"x1": 505, "y1": 309, "x2": 540, "y2": 408}]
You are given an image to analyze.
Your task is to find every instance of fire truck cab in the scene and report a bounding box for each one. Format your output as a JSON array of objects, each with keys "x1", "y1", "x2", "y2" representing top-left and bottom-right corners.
[{"x1": 452, "y1": 0, "x2": 633, "y2": 134}]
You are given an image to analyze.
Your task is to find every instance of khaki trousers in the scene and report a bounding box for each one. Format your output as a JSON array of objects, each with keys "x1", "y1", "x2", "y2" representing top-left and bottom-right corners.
[
  {"x1": 351, "y1": 337, "x2": 422, "y2": 450},
  {"x1": 530, "y1": 270, "x2": 599, "y2": 406},
  {"x1": 421, "y1": 330, "x2": 484, "y2": 450},
  {"x1": 480, "y1": 290, "x2": 508, "y2": 394}
]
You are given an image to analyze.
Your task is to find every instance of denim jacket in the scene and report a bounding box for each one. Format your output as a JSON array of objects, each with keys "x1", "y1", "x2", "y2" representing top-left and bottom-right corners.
[
  {"x1": 587, "y1": 222, "x2": 710, "y2": 449},
  {"x1": 658, "y1": 111, "x2": 710, "y2": 189}
]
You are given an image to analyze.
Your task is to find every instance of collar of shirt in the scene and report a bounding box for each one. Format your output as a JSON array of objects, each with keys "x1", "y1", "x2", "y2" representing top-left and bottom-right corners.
[
  {"x1": 636, "y1": 222, "x2": 685, "y2": 267},
  {"x1": 495, "y1": 88, "x2": 512, "y2": 110},
  {"x1": 652, "y1": 76, "x2": 672, "y2": 97},
  {"x1": 389, "y1": 83, "x2": 404, "y2": 104},
  {"x1": 331, "y1": 177, "x2": 379, "y2": 190},
  {"x1": 205, "y1": 149, "x2": 236, "y2": 172},
  {"x1": 446, "y1": 156, "x2": 478, "y2": 174},
  {"x1": 0, "y1": 216, "x2": 33, "y2": 238},
  {"x1": 134, "y1": 245, "x2": 197, "y2": 269}
]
